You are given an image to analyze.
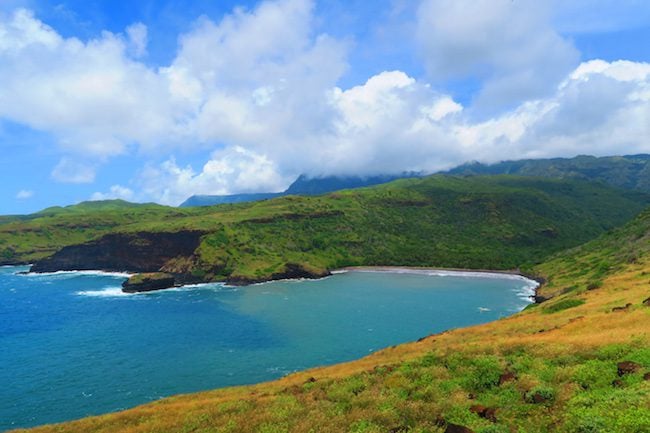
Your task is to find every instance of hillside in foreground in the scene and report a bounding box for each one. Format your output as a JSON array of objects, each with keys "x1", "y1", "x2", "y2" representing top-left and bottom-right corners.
[
  {"x1": 2, "y1": 175, "x2": 650, "y2": 286},
  {"x1": 13, "y1": 198, "x2": 650, "y2": 432}
]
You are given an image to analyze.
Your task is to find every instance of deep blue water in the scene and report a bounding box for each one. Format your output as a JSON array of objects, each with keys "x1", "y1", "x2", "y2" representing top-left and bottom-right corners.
[{"x1": 0, "y1": 266, "x2": 535, "y2": 431}]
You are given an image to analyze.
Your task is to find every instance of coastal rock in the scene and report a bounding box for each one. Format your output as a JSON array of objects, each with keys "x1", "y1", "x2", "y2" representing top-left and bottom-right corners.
[
  {"x1": 617, "y1": 361, "x2": 641, "y2": 376},
  {"x1": 122, "y1": 273, "x2": 176, "y2": 293},
  {"x1": 643, "y1": 297, "x2": 650, "y2": 307}
]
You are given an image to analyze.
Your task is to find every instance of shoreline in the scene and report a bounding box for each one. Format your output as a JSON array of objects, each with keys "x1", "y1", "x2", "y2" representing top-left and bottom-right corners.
[
  {"x1": 335, "y1": 265, "x2": 535, "y2": 279},
  {"x1": 9, "y1": 263, "x2": 545, "y2": 300},
  {"x1": 333, "y1": 266, "x2": 543, "y2": 300}
]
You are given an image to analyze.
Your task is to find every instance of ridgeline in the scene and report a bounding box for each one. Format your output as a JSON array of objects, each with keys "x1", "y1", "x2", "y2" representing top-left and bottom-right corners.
[{"x1": 1, "y1": 175, "x2": 650, "y2": 288}]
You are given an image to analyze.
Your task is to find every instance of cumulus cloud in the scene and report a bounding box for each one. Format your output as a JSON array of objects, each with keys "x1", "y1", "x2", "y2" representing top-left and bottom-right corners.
[
  {"x1": 0, "y1": 8, "x2": 173, "y2": 157},
  {"x1": 126, "y1": 22, "x2": 148, "y2": 58},
  {"x1": 90, "y1": 185, "x2": 135, "y2": 201},
  {"x1": 416, "y1": 0, "x2": 579, "y2": 110},
  {"x1": 134, "y1": 147, "x2": 288, "y2": 205},
  {"x1": 1, "y1": 1, "x2": 649, "y2": 206},
  {"x1": 16, "y1": 189, "x2": 33, "y2": 199},
  {"x1": 51, "y1": 158, "x2": 96, "y2": 183}
]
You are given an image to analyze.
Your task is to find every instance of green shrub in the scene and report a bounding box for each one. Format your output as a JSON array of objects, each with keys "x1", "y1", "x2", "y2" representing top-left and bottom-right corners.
[
  {"x1": 478, "y1": 426, "x2": 510, "y2": 433},
  {"x1": 543, "y1": 298, "x2": 585, "y2": 314},
  {"x1": 463, "y1": 355, "x2": 503, "y2": 392},
  {"x1": 572, "y1": 360, "x2": 616, "y2": 390},
  {"x1": 348, "y1": 420, "x2": 382, "y2": 433},
  {"x1": 525, "y1": 385, "x2": 555, "y2": 404},
  {"x1": 586, "y1": 280, "x2": 603, "y2": 290}
]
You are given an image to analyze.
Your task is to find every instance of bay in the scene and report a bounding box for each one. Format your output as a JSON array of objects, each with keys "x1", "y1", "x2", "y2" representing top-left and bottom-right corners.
[{"x1": 0, "y1": 266, "x2": 535, "y2": 430}]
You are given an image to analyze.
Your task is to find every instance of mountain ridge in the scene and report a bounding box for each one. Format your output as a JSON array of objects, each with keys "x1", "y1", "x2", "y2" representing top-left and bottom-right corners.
[
  {"x1": 3, "y1": 174, "x2": 649, "y2": 287},
  {"x1": 179, "y1": 154, "x2": 650, "y2": 208},
  {"x1": 447, "y1": 154, "x2": 650, "y2": 192},
  {"x1": 179, "y1": 173, "x2": 419, "y2": 207}
]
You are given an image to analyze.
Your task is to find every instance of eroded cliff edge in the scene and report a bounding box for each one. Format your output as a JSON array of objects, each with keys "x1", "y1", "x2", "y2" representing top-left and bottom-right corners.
[
  {"x1": 30, "y1": 231, "x2": 206, "y2": 289},
  {"x1": 28, "y1": 230, "x2": 329, "y2": 291}
]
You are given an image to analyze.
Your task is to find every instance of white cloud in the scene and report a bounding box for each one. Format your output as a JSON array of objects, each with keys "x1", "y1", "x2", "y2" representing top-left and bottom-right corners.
[
  {"x1": 51, "y1": 158, "x2": 96, "y2": 183},
  {"x1": 55, "y1": 58, "x2": 650, "y2": 204},
  {"x1": 0, "y1": 1, "x2": 649, "y2": 206},
  {"x1": 126, "y1": 22, "x2": 147, "y2": 58},
  {"x1": 90, "y1": 185, "x2": 135, "y2": 201},
  {"x1": 135, "y1": 147, "x2": 288, "y2": 205},
  {"x1": 416, "y1": 0, "x2": 579, "y2": 110},
  {"x1": 0, "y1": 9, "x2": 173, "y2": 157},
  {"x1": 16, "y1": 189, "x2": 33, "y2": 199}
]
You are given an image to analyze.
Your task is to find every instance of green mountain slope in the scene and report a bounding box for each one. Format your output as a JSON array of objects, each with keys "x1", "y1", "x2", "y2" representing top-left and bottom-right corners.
[
  {"x1": 0, "y1": 200, "x2": 206, "y2": 264},
  {"x1": 447, "y1": 154, "x2": 650, "y2": 192},
  {"x1": 2, "y1": 175, "x2": 649, "y2": 285},
  {"x1": 179, "y1": 173, "x2": 415, "y2": 207}
]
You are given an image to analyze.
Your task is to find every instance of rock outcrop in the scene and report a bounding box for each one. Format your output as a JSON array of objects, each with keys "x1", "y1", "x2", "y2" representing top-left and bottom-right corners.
[
  {"x1": 122, "y1": 273, "x2": 177, "y2": 293},
  {"x1": 617, "y1": 361, "x2": 641, "y2": 376}
]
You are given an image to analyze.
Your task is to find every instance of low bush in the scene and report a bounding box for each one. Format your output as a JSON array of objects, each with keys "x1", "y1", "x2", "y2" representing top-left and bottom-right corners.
[{"x1": 543, "y1": 298, "x2": 585, "y2": 314}]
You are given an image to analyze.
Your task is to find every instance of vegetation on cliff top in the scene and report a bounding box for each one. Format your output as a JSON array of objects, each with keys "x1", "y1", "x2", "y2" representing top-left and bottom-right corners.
[
  {"x1": 448, "y1": 154, "x2": 650, "y2": 192},
  {"x1": 12, "y1": 188, "x2": 650, "y2": 433},
  {"x1": 1, "y1": 175, "x2": 649, "y2": 284}
]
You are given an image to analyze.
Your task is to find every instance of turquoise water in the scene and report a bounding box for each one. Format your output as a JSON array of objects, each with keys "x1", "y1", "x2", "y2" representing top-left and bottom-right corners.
[{"x1": 0, "y1": 266, "x2": 535, "y2": 431}]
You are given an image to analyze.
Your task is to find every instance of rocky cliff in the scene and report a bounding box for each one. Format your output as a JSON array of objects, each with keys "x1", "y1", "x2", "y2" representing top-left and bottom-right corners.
[{"x1": 30, "y1": 231, "x2": 205, "y2": 274}]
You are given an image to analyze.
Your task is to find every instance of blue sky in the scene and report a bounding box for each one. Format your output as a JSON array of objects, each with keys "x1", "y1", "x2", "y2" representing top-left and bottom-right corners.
[{"x1": 0, "y1": 0, "x2": 649, "y2": 214}]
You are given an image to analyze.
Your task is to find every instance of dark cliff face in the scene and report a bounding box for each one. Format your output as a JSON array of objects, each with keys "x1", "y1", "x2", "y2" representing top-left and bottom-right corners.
[{"x1": 30, "y1": 231, "x2": 205, "y2": 273}]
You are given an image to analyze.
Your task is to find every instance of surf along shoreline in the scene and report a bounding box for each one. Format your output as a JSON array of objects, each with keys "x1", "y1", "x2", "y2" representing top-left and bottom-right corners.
[
  {"x1": 336, "y1": 266, "x2": 544, "y2": 301},
  {"x1": 20, "y1": 263, "x2": 545, "y2": 301}
]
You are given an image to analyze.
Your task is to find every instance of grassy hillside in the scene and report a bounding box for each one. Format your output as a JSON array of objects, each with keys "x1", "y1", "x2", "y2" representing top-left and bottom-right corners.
[
  {"x1": 2, "y1": 176, "x2": 649, "y2": 284},
  {"x1": 448, "y1": 154, "x2": 650, "y2": 192},
  {"x1": 13, "y1": 201, "x2": 650, "y2": 432},
  {"x1": 0, "y1": 200, "x2": 206, "y2": 264}
]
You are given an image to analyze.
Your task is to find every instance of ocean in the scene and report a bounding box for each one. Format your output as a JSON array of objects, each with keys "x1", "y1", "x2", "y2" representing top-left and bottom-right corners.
[{"x1": 0, "y1": 265, "x2": 535, "y2": 430}]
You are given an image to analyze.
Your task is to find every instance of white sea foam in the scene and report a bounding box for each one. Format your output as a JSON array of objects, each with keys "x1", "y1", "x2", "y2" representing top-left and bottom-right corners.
[
  {"x1": 178, "y1": 282, "x2": 227, "y2": 290},
  {"x1": 75, "y1": 287, "x2": 133, "y2": 298},
  {"x1": 76, "y1": 282, "x2": 230, "y2": 297},
  {"x1": 247, "y1": 275, "x2": 333, "y2": 287},
  {"x1": 21, "y1": 270, "x2": 132, "y2": 279},
  {"x1": 343, "y1": 267, "x2": 540, "y2": 286},
  {"x1": 344, "y1": 267, "x2": 539, "y2": 310}
]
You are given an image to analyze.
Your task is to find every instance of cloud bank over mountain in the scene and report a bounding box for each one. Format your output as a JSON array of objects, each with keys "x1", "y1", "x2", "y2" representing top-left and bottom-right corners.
[{"x1": 0, "y1": 0, "x2": 648, "y2": 205}]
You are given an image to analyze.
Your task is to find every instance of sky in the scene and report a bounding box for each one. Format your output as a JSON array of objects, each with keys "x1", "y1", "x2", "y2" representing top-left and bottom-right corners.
[{"x1": 0, "y1": 0, "x2": 649, "y2": 213}]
